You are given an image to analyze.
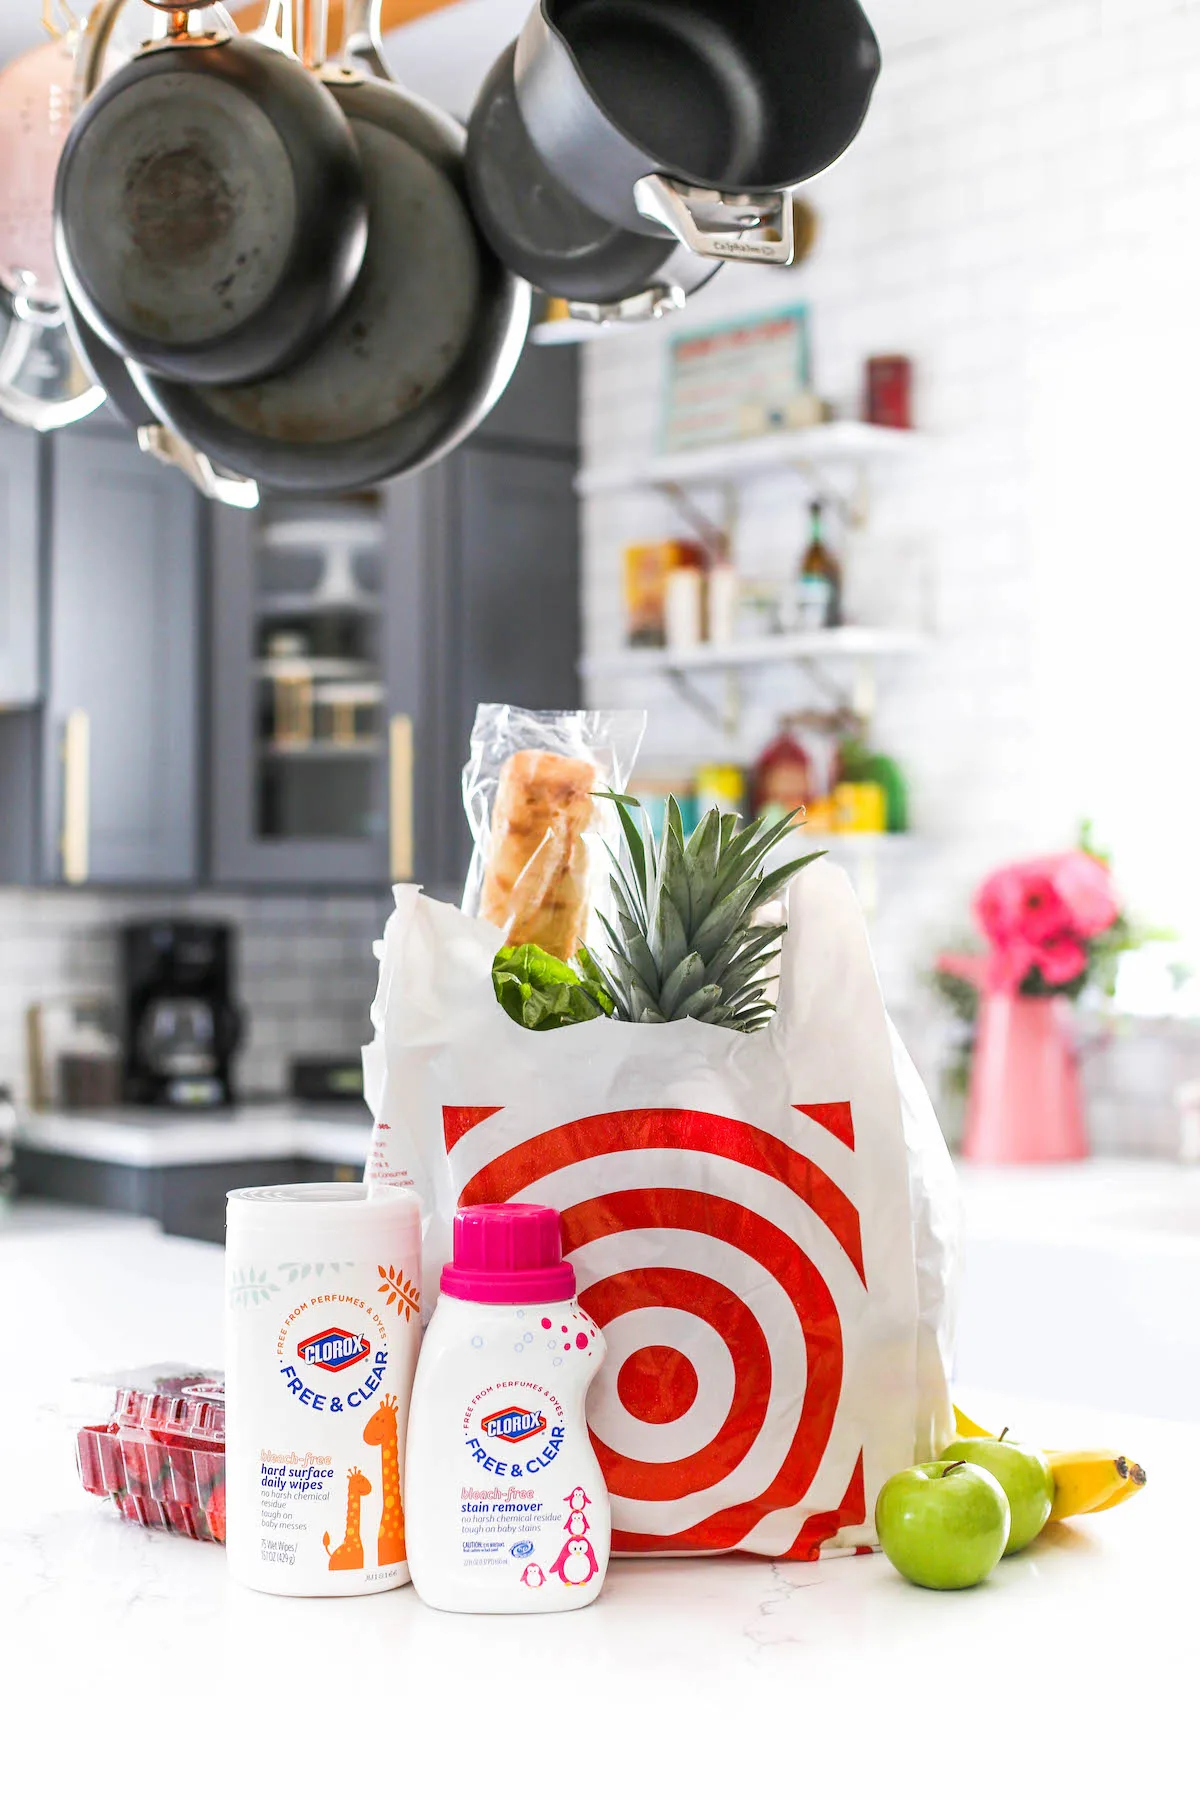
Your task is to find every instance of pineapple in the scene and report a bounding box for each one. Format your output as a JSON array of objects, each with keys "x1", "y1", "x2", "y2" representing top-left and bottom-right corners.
[{"x1": 585, "y1": 795, "x2": 823, "y2": 1031}]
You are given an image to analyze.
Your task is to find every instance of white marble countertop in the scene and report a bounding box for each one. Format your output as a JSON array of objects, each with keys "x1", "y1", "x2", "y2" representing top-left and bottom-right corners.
[
  {"x1": 1, "y1": 1198, "x2": 1194, "y2": 1784},
  {"x1": 14, "y1": 1100, "x2": 373, "y2": 1167}
]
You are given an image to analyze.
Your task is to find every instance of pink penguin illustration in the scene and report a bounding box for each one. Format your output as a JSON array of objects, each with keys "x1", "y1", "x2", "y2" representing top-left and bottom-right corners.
[
  {"x1": 565, "y1": 1487, "x2": 591, "y2": 1511},
  {"x1": 520, "y1": 1564, "x2": 545, "y2": 1589},
  {"x1": 566, "y1": 1509, "x2": 589, "y2": 1536},
  {"x1": 550, "y1": 1533, "x2": 599, "y2": 1586}
]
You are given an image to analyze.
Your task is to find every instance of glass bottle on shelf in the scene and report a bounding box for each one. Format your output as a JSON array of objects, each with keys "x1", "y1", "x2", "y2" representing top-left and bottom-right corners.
[
  {"x1": 798, "y1": 499, "x2": 843, "y2": 630},
  {"x1": 253, "y1": 492, "x2": 386, "y2": 847}
]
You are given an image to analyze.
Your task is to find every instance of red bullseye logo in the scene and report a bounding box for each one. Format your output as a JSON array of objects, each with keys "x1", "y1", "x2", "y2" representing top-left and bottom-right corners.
[{"x1": 445, "y1": 1105, "x2": 870, "y2": 1560}]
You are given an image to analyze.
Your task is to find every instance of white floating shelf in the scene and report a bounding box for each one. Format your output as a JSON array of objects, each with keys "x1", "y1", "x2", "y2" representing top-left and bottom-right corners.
[
  {"x1": 255, "y1": 657, "x2": 377, "y2": 681},
  {"x1": 578, "y1": 422, "x2": 922, "y2": 497},
  {"x1": 258, "y1": 590, "x2": 380, "y2": 618},
  {"x1": 261, "y1": 739, "x2": 383, "y2": 760},
  {"x1": 581, "y1": 627, "x2": 928, "y2": 681},
  {"x1": 259, "y1": 517, "x2": 382, "y2": 553}
]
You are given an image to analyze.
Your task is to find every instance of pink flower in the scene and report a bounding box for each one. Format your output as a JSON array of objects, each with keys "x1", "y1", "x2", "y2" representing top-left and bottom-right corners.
[
  {"x1": 975, "y1": 863, "x2": 1071, "y2": 949},
  {"x1": 1031, "y1": 932, "x2": 1089, "y2": 988},
  {"x1": 1045, "y1": 851, "x2": 1119, "y2": 939}
]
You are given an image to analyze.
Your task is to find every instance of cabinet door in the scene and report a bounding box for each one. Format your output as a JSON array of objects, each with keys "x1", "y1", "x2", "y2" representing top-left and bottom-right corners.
[
  {"x1": 0, "y1": 422, "x2": 40, "y2": 706},
  {"x1": 43, "y1": 430, "x2": 200, "y2": 885},
  {"x1": 210, "y1": 495, "x2": 390, "y2": 888},
  {"x1": 403, "y1": 444, "x2": 581, "y2": 897},
  {"x1": 474, "y1": 343, "x2": 579, "y2": 451}
]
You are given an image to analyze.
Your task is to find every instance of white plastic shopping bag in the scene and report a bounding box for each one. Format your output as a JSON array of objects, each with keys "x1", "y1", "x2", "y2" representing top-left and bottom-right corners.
[{"x1": 364, "y1": 858, "x2": 959, "y2": 1560}]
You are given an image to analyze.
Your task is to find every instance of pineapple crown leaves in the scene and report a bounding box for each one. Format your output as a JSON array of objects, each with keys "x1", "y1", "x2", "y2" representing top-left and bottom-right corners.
[{"x1": 587, "y1": 793, "x2": 825, "y2": 1030}]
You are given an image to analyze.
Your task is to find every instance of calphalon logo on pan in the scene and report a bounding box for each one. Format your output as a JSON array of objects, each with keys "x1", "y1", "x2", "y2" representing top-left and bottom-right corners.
[
  {"x1": 295, "y1": 1326, "x2": 371, "y2": 1372},
  {"x1": 481, "y1": 1406, "x2": 547, "y2": 1443}
]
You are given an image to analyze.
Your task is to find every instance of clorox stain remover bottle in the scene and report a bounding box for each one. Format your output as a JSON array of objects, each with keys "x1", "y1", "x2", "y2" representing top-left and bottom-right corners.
[{"x1": 405, "y1": 1204, "x2": 610, "y2": 1614}]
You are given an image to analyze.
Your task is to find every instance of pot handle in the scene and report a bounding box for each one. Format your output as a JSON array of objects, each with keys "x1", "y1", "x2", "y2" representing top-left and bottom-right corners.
[
  {"x1": 342, "y1": 0, "x2": 391, "y2": 79},
  {"x1": 566, "y1": 285, "x2": 687, "y2": 327},
  {"x1": 633, "y1": 176, "x2": 795, "y2": 267},
  {"x1": 137, "y1": 426, "x2": 260, "y2": 510}
]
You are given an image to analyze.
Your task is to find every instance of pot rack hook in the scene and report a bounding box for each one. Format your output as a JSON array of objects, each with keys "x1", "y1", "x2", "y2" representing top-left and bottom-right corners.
[{"x1": 42, "y1": 0, "x2": 80, "y2": 38}]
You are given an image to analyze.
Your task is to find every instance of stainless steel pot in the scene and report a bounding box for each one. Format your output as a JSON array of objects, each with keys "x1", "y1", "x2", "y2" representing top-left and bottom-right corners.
[{"x1": 512, "y1": 0, "x2": 881, "y2": 265}]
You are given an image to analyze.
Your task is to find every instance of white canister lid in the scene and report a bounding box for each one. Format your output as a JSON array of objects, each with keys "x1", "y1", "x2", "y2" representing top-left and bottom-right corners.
[{"x1": 226, "y1": 1182, "x2": 421, "y2": 1244}]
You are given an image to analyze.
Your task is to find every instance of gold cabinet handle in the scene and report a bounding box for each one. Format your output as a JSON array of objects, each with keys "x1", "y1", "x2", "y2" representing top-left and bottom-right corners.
[
  {"x1": 389, "y1": 713, "x2": 413, "y2": 883},
  {"x1": 61, "y1": 708, "x2": 90, "y2": 886}
]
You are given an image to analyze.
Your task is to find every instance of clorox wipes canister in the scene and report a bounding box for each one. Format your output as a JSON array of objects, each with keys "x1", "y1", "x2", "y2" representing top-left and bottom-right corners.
[
  {"x1": 225, "y1": 1183, "x2": 421, "y2": 1597},
  {"x1": 404, "y1": 1204, "x2": 610, "y2": 1613}
]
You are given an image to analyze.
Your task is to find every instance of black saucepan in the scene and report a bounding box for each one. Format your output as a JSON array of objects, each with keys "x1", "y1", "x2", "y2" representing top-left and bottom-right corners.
[
  {"x1": 466, "y1": 42, "x2": 718, "y2": 313},
  {"x1": 512, "y1": 0, "x2": 880, "y2": 263},
  {"x1": 129, "y1": 9, "x2": 529, "y2": 495},
  {"x1": 54, "y1": 0, "x2": 367, "y2": 387}
]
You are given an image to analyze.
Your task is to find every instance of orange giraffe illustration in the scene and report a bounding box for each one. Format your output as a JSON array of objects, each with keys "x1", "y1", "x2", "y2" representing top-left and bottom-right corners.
[
  {"x1": 363, "y1": 1394, "x2": 405, "y2": 1566},
  {"x1": 322, "y1": 1467, "x2": 371, "y2": 1571}
]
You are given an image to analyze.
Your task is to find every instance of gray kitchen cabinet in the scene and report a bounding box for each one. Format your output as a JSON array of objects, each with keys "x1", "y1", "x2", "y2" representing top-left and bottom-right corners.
[
  {"x1": 425, "y1": 442, "x2": 581, "y2": 890},
  {"x1": 210, "y1": 343, "x2": 580, "y2": 895},
  {"x1": 41, "y1": 427, "x2": 201, "y2": 885},
  {"x1": 0, "y1": 422, "x2": 40, "y2": 706},
  {"x1": 476, "y1": 341, "x2": 579, "y2": 451}
]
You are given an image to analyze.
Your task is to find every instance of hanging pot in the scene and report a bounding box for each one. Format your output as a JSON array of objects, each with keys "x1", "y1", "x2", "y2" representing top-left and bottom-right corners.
[
  {"x1": 54, "y1": 0, "x2": 368, "y2": 386},
  {"x1": 466, "y1": 42, "x2": 718, "y2": 319},
  {"x1": 512, "y1": 0, "x2": 880, "y2": 264},
  {"x1": 127, "y1": 0, "x2": 529, "y2": 496}
]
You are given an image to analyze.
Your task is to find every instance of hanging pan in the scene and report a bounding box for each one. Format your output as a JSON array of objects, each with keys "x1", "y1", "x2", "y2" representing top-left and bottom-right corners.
[
  {"x1": 54, "y1": 0, "x2": 367, "y2": 386},
  {"x1": 512, "y1": 0, "x2": 881, "y2": 265},
  {"x1": 466, "y1": 42, "x2": 718, "y2": 321},
  {"x1": 129, "y1": 0, "x2": 530, "y2": 496}
]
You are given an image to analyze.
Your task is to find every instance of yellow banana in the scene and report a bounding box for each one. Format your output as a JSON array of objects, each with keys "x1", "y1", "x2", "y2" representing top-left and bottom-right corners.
[
  {"x1": 952, "y1": 1405, "x2": 992, "y2": 1439},
  {"x1": 1046, "y1": 1449, "x2": 1136, "y2": 1520},
  {"x1": 951, "y1": 1403, "x2": 1147, "y2": 1522},
  {"x1": 1083, "y1": 1460, "x2": 1147, "y2": 1513}
]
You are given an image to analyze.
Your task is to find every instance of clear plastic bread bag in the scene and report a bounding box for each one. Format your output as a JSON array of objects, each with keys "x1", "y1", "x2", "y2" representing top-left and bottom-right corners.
[{"x1": 461, "y1": 704, "x2": 646, "y2": 962}]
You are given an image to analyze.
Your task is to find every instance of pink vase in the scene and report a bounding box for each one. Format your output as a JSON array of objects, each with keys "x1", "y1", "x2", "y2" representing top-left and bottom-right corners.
[{"x1": 963, "y1": 994, "x2": 1088, "y2": 1163}]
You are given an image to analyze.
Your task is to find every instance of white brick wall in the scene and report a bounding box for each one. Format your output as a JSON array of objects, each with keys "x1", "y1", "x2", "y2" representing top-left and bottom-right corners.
[
  {"x1": 0, "y1": 888, "x2": 389, "y2": 1107},
  {"x1": 580, "y1": 0, "x2": 1200, "y2": 1130}
]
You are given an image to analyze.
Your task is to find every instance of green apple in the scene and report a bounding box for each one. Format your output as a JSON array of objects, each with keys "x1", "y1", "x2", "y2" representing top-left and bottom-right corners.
[
  {"x1": 875, "y1": 1460, "x2": 1009, "y2": 1590},
  {"x1": 940, "y1": 1432, "x2": 1054, "y2": 1554}
]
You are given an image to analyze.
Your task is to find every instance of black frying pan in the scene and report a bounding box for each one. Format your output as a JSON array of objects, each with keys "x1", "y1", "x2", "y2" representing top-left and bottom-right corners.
[
  {"x1": 466, "y1": 43, "x2": 718, "y2": 310},
  {"x1": 54, "y1": 0, "x2": 367, "y2": 387},
  {"x1": 130, "y1": 22, "x2": 529, "y2": 495},
  {"x1": 513, "y1": 0, "x2": 880, "y2": 262}
]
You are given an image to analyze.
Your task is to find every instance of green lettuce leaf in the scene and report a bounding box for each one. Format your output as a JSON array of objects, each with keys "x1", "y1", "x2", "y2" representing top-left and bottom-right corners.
[{"x1": 492, "y1": 944, "x2": 615, "y2": 1031}]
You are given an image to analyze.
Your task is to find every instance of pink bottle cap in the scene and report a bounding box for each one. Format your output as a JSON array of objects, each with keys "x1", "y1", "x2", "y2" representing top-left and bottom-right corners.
[{"x1": 440, "y1": 1204, "x2": 576, "y2": 1305}]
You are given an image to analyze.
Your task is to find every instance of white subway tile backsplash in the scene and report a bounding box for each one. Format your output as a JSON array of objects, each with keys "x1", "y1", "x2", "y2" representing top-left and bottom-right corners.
[{"x1": 0, "y1": 886, "x2": 389, "y2": 1105}]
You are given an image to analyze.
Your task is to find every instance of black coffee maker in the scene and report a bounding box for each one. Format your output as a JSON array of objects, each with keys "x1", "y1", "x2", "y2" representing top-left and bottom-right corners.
[{"x1": 122, "y1": 922, "x2": 242, "y2": 1108}]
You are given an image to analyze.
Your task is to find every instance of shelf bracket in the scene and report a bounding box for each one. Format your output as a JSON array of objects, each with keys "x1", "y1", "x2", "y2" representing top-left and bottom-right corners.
[
  {"x1": 654, "y1": 480, "x2": 735, "y2": 558},
  {"x1": 664, "y1": 667, "x2": 742, "y2": 737}
]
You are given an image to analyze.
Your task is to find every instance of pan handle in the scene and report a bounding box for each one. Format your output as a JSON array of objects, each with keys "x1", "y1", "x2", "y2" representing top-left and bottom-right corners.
[
  {"x1": 566, "y1": 285, "x2": 686, "y2": 327},
  {"x1": 633, "y1": 176, "x2": 795, "y2": 267},
  {"x1": 75, "y1": 1, "x2": 238, "y2": 107},
  {"x1": 137, "y1": 426, "x2": 260, "y2": 510},
  {"x1": 342, "y1": 0, "x2": 391, "y2": 79}
]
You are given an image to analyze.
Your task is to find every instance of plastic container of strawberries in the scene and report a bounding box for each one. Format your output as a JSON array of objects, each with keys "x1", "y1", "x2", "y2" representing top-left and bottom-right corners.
[{"x1": 74, "y1": 1366, "x2": 226, "y2": 1544}]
